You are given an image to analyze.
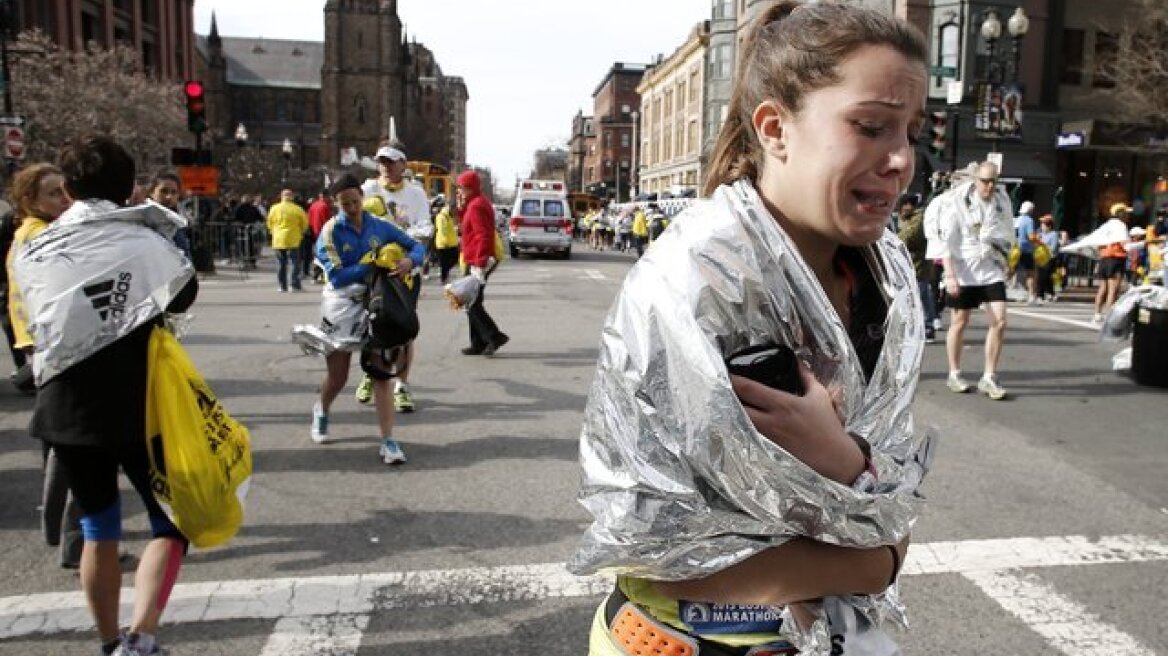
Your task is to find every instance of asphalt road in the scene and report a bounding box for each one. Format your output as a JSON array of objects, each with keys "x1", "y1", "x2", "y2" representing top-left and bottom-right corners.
[{"x1": 1, "y1": 245, "x2": 1165, "y2": 655}]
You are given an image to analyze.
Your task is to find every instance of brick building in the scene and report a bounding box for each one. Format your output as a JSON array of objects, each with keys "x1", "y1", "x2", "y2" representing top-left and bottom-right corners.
[
  {"x1": 195, "y1": 0, "x2": 467, "y2": 173},
  {"x1": 567, "y1": 111, "x2": 596, "y2": 194},
  {"x1": 585, "y1": 63, "x2": 646, "y2": 203},
  {"x1": 11, "y1": 0, "x2": 197, "y2": 80}
]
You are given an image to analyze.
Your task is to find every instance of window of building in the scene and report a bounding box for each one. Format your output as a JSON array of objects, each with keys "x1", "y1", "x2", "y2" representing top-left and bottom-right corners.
[
  {"x1": 678, "y1": 82, "x2": 687, "y2": 108},
  {"x1": 713, "y1": 0, "x2": 734, "y2": 19},
  {"x1": 936, "y1": 16, "x2": 960, "y2": 79},
  {"x1": 708, "y1": 43, "x2": 731, "y2": 80},
  {"x1": 621, "y1": 104, "x2": 631, "y2": 114},
  {"x1": 689, "y1": 69, "x2": 699, "y2": 102},
  {"x1": 664, "y1": 126, "x2": 672, "y2": 160},
  {"x1": 605, "y1": 131, "x2": 612, "y2": 146},
  {"x1": 1092, "y1": 31, "x2": 1117, "y2": 88},
  {"x1": 357, "y1": 31, "x2": 363, "y2": 49},
  {"x1": 664, "y1": 90, "x2": 673, "y2": 117},
  {"x1": 1054, "y1": 29, "x2": 1084, "y2": 85},
  {"x1": 275, "y1": 97, "x2": 289, "y2": 122},
  {"x1": 688, "y1": 121, "x2": 698, "y2": 155},
  {"x1": 81, "y1": 10, "x2": 101, "y2": 45},
  {"x1": 621, "y1": 132, "x2": 630, "y2": 148}
]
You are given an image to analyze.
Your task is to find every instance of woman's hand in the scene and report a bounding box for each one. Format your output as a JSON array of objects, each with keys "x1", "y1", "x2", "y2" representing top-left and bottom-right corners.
[
  {"x1": 730, "y1": 362, "x2": 864, "y2": 484},
  {"x1": 944, "y1": 275, "x2": 959, "y2": 298}
]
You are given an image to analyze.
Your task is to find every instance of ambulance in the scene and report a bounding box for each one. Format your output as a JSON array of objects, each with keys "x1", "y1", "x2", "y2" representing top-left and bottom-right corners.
[{"x1": 508, "y1": 179, "x2": 573, "y2": 259}]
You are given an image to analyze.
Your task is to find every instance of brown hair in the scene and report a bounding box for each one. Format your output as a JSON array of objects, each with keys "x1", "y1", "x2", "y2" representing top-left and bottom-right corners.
[
  {"x1": 9, "y1": 163, "x2": 65, "y2": 221},
  {"x1": 702, "y1": 1, "x2": 928, "y2": 196}
]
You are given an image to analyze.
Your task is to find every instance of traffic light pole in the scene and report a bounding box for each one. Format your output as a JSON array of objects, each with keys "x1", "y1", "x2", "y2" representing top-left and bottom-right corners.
[{"x1": 950, "y1": 109, "x2": 959, "y2": 172}]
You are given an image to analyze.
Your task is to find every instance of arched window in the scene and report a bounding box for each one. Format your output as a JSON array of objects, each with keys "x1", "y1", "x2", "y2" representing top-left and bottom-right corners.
[{"x1": 936, "y1": 12, "x2": 961, "y2": 82}]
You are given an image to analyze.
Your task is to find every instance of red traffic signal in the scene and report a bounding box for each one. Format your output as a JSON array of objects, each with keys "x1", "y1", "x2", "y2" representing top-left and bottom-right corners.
[
  {"x1": 928, "y1": 110, "x2": 948, "y2": 157},
  {"x1": 184, "y1": 80, "x2": 207, "y2": 134}
]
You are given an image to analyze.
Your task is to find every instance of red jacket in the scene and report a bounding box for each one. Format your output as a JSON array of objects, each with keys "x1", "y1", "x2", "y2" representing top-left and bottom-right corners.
[
  {"x1": 458, "y1": 171, "x2": 496, "y2": 267},
  {"x1": 308, "y1": 197, "x2": 332, "y2": 239}
]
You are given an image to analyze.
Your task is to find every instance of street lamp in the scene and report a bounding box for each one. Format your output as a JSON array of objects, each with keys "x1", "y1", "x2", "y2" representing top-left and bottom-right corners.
[
  {"x1": 234, "y1": 123, "x2": 248, "y2": 148},
  {"x1": 630, "y1": 110, "x2": 639, "y2": 199},
  {"x1": 281, "y1": 138, "x2": 293, "y2": 185},
  {"x1": 979, "y1": 10, "x2": 1002, "y2": 84},
  {"x1": 1006, "y1": 7, "x2": 1029, "y2": 84}
]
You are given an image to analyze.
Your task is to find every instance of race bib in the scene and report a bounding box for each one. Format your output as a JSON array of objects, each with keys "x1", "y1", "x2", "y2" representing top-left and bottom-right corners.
[{"x1": 678, "y1": 601, "x2": 784, "y2": 635}]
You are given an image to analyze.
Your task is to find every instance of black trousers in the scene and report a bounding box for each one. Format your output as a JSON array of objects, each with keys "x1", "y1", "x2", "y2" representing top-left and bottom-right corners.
[{"x1": 467, "y1": 281, "x2": 503, "y2": 350}]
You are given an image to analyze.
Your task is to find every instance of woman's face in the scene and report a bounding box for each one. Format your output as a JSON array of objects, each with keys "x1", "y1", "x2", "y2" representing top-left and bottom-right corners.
[
  {"x1": 760, "y1": 44, "x2": 925, "y2": 247},
  {"x1": 34, "y1": 173, "x2": 71, "y2": 220}
]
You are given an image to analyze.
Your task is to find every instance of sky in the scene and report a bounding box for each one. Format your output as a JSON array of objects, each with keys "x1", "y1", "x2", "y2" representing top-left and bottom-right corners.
[{"x1": 192, "y1": 0, "x2": 713, "y2": 185}]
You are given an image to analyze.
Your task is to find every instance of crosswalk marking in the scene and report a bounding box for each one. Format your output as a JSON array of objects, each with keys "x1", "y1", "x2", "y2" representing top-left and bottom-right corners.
[
  {"x1": 1010, "y1": 308, "x2": 1099, "y2": 330},
  {"x1": 964, "y1": 569, "x2": 1155, "y2": 656},
  {"x1": 3, "y1": 534, "x2": 1166, "y2": 656}
]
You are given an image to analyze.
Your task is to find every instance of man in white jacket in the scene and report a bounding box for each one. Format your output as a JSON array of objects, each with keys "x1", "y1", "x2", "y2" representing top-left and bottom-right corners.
[
  {"x1": 359, "y1": 145, "x2": 433, "y2": 413},
  {"x1": 937, "y1": 161, "x2": 1015, "y2": 400}
]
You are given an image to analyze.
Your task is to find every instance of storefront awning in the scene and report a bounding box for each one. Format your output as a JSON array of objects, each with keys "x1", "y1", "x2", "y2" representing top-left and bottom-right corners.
[{"x1": 1000, "y1": 155, "x2": 1055, "y2": 184}]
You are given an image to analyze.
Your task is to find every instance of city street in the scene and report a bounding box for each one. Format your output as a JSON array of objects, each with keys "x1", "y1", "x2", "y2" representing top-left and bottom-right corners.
[{"x1": 1, "y1": 248, "x2": 1166, "y2": 655}]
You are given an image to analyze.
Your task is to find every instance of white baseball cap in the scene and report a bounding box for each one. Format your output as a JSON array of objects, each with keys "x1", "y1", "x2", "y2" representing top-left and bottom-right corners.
[{"x1": 374, "y1": 146, "x2": 406, "y2": 162}]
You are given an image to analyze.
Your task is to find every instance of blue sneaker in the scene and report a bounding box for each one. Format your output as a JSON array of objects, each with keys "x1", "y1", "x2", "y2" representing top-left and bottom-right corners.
[
  {"x1": 311, "y1": 402, "x2": 330, "y2": 444},
  {"x1": 379, "y1": 438, "x2": 406, "y2": 465}
]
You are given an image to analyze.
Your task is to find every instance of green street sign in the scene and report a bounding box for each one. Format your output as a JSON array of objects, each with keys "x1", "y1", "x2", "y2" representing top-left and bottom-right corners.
[{"x1": 930, "y1": 66, "x2": 958, "y2": 78}]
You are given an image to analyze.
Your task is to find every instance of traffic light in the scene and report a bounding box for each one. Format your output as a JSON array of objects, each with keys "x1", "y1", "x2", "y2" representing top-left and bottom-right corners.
[
  {"x1": 184, "y1": 80, "x2": 207, "y2": 134},
  {"x1": 928, "y1": 110, "x2": 948, "y2": 158}
]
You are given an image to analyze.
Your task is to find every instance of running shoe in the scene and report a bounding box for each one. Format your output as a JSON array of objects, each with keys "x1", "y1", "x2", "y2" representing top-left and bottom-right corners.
[
  {"x1": 379, "y1": 438, "x2": 407, "y2": 465},
  {"x1": 355, "y1": 374, "x2": 373, "y2": 405},
  {"x1": 310, "y1": 401, "x2": 330, "y2": 444}
]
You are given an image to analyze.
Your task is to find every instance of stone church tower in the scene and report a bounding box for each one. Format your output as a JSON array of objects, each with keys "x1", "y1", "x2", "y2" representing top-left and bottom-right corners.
[{"x1": 320, "y1": 0, "x2": 409, "y2": 165}]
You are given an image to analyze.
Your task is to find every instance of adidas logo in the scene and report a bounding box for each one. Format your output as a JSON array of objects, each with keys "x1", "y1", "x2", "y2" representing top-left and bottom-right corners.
[{"x1": 83, "y1": 272, "x2": 132, "y2": 321}]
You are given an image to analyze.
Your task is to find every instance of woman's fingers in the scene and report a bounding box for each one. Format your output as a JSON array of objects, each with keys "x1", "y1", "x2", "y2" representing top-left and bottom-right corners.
[{"x1": 730, "y1": 374, "x2": 791, "y2": 410}]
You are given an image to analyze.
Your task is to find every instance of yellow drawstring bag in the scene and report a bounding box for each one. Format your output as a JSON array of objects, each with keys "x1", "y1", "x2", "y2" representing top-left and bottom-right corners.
[
  {"x1": 459, "y1": 231, "x2": 506, "y2": 274},
  {"x1": 145, "y1": 326, "x2": 252, "y2": 548}
]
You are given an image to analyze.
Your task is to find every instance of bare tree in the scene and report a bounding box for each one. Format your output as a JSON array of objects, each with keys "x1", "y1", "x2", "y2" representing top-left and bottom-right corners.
[
  {"x1": 9, "y1": 30, "x2": 186, "y2": 173},
  {"x1": 1100, "y1": 0, "x2": 1168, "y2": 127}
]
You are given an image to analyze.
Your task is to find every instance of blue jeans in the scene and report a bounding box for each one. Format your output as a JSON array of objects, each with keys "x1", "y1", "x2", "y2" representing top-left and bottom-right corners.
[
  {"x1": 276, "y1": 248, "x2": 301, "y2": 290},
  {"x1": 918, "y1": 278, "x2": 937, "y2": 335}
]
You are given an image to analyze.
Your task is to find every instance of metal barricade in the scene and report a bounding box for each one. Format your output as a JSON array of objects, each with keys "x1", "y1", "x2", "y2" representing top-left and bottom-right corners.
[{"x1": 190, "y1": 222, "x2": 265, "y2": 278}]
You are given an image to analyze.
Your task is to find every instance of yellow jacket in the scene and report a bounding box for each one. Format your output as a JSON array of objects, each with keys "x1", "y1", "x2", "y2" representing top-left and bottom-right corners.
[
  {"x1": 266, "y1": 200, "x2": 308, "y2": 249},
  {"x1": 6, "y1": 217, "x2": 50, "y2": 349},
  {"x1": 632, "y1": 210, "x2": 649, "y2": 238},
  {"x1": 434, "y1": 207, "x2": 460, "y2": 249}
]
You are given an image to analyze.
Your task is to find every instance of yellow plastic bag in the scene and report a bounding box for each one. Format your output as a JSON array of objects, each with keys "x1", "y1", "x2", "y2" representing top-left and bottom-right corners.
[
  {"x1": 459, "y1": 230, "x2": 507, "y2": 274},
  {"x1": 145, "y1": 326, "x2": 252, "y2": 548},
  {"x1": 1008, "y1": 244, "x2": 1021, "y2": 271},
  {"x1": 1034, "y1": 242, "x2": 1052, "y2": 268}
]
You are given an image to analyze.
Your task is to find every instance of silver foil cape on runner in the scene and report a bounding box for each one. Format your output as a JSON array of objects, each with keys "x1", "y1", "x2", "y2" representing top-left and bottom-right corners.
[
  {"x1": 570, "y1": 180, "x2": 936, "y2": 655},
  {"x1": 13, "y1": 199, "x2": 192, "y2": 385}
]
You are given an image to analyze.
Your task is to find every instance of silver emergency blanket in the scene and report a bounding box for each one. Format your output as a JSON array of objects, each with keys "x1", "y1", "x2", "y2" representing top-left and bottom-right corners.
[
  {"x1": 291, "y1": 283, "x2": 368, "y2": 355},
  {"x1": 570, "y1": 180, "x2": 934, "y2": 654},
  {"x1": 1061, "y1": 218, "x2": 1129, "y2": 258},
  {"x1": 13, "y1": 200, "x2": 192, "y2": 385},
  {"x1": 1100, "y1": 285, "x2": 1168, "y2": 341}
]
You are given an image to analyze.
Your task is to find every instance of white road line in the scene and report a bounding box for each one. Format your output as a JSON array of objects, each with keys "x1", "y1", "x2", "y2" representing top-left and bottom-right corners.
[
  {"x1": 2, "y1": 534, "x2": 1165, "y2": 649},
  {"x1": 260, "y1": 615, "x2": 370, "y2": 656},
  {"x1": 573, "y1": 268, "x2": 607, "y2": 281},
  {"x1": 963, "y1": 569, "x2": 1155, "y2": 656},
  {"x1": 1010, "y1": 308, "x2": 1099, "y2": 330}
]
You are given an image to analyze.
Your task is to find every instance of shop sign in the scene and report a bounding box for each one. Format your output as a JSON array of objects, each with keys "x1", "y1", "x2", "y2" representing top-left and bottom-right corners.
[{"x1": 1056, "y1": 132, "x2": 1086, "y2": 149}]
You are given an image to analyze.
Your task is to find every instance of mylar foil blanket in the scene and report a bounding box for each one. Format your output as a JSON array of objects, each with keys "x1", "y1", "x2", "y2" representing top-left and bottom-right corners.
[
  {"x1": 291, "y1": 283, "x2": 369, "y2": 355},
  {"x1": 570, "y1": 180, "x2": 935, "y2": 654},
  {"x1": 13, "y1": 200, "x2": 192, "y2": 385}
]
